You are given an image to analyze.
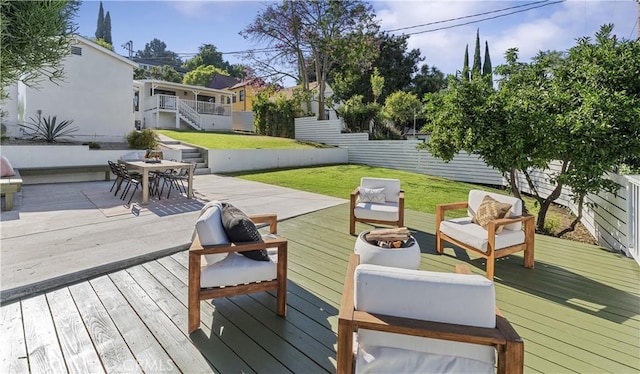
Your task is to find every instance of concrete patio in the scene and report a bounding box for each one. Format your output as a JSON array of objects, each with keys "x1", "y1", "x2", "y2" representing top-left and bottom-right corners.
[{"x1": 0, "y1": 174, "x2": 346, "y2": 302}]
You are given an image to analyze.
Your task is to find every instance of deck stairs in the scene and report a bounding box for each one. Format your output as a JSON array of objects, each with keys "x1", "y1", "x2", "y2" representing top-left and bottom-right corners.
[{"x1": 178, "y1": 100, "x2": 202, "y2": 131}]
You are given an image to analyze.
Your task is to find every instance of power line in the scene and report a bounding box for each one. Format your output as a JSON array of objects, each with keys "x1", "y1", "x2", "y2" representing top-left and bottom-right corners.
[
  {"x1": 404, "y1": 1, "x2": 565, "y2": 36},
  {"x1": 386, "y1": 0, "x2": 550, "y2": 33}
]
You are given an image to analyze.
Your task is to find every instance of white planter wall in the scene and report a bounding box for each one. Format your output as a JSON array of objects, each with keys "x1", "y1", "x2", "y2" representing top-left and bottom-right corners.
[{"x1": 207, "y1": 148, "x2": 348, "y2": 173}]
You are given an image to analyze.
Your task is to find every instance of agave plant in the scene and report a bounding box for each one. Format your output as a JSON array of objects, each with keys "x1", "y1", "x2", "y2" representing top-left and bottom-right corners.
[{"x1": 21, "y1": 110, "x2": 79, "y2": 143}]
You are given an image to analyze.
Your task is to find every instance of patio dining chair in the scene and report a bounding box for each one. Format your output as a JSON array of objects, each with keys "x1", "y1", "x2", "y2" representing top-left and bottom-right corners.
[
  {"x1": 337, "y1": 254, "x2": 524, "y2": 374},
  {"x1": 188, "y1": 201, "x2": 288, "y2": 333}
]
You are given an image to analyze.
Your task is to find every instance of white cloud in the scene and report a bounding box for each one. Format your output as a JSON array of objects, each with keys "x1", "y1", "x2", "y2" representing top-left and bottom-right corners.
[{"x1": 166, "y1": 1, "x2": 212, "y2": 18}]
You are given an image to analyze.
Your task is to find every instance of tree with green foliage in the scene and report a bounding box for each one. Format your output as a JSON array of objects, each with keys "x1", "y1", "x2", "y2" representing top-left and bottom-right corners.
[
  {"x1": 244, "y1": 0, "x2": 379, "y2": 120},
  {"x1": 252, "y1": 86, "x2": 300, "y2": 138},
  {"x1": 411, "y1": 64, "x2": 446, "y2": 98},
  {"x1": 462, "y1": 44, "x2": 470, "y2": 81},
  {"x1": 0, "y1": 0, "x2": 79, "y2": 99},
  {"x1": 384, "y1": 91, "x2": 422, "y2": 132},
  {"x1": 337, "y1": 95, "x2": 382, "y2": 134},
  {"x1": 332, "y1": 32, "x2": 421, "y2": 104},
  {"x1": 95, "y1": 38, "x2": 113, "y2": 51},
  {"x1": 150, "y1": 65, "x2": 182, "y2": 83},
  {"x1": 103, "y1": 11, "x2": 112, "y2": 44},
  {"x1": 482, "y1": 41, "x2": 492, "y2": 82},
  {"x1": 421, "y1": 24, "x2": 640, "y2": 233},
  {"x1": 370, "y1": 67, "x2": 384, "y2": 104},
  {"x1": 95, "y1": 1, "x2": 104, "y2": 40},
  {"x1": 183, "y1": 44, "x2": 230, "y2": 72},
  {"x1": 472, "y1": 29, "x2": 482, "y2": 79},
  {"x1": 136, "y1": 38, "x2": 182, "y2": 67},
  {"x1": 183, "y1": 65, "x2": 228, "y2": 87}
]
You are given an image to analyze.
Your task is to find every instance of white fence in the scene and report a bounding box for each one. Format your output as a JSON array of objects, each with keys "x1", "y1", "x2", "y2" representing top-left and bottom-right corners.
[{"x1": 295, "y1": 117, "x2": 639, "y2": 259}]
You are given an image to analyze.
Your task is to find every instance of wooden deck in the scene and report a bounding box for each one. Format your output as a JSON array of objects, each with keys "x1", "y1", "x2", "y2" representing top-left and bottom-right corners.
[{"x1": 1, "y1": 204, "x2": 638, "y2": 373}]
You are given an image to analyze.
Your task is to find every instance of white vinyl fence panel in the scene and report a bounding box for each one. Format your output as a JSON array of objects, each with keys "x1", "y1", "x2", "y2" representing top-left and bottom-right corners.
[{"x1": 295, "y1": 117, "x2": 638, "y2": 258}]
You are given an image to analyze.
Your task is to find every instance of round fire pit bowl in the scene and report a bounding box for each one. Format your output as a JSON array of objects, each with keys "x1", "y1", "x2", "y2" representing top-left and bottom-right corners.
[{"x1": 354, "y1": 230, "x2": 421, "y2": 269}]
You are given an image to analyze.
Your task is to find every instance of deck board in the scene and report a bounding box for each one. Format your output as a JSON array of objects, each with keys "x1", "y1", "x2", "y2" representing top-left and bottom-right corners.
[
  {"x1": 46, "y1": 288, "x2": 104, "y2": 374},
  {"x1": 1, "y1": 203, "x2": 638, "y2": 373}
]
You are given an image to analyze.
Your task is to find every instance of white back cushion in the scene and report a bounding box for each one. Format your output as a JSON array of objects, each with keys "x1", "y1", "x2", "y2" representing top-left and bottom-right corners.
[
  {"x1": 195, "y1": 201, "x2": 230, "y2": 264},
  {"x1": 354, "y1": 264, "x2": 495, "y2": 328},
  {"x1": 468, "y1": 189, "x2": 522, "y2": 231},
  {"x1": 354, "y1": 264, "x2": 497, "y2": 372},
  {"x1": 360, "y1": 178, "x2": 401, "y2": 203}
]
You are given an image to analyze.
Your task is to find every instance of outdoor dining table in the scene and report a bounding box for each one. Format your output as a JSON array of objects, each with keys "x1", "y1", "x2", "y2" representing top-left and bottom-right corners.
[{"x1": 121, "y1": 159, "x2": 195, "y2": 205}]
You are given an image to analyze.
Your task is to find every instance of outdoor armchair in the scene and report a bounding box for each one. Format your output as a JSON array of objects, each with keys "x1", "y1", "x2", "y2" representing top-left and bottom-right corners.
[
  {"x1": 337, "y1": 254, "x2": 524, "y2": 374},
  {"x1": 188, "y1": 201, "x2": 287, "y2": 333},
  {"x1": 350, "y1": 177, "x2": 405, "y2": 235},
  {"x1": 436, "y1": 190, "x2": 535, "y2": 280}
]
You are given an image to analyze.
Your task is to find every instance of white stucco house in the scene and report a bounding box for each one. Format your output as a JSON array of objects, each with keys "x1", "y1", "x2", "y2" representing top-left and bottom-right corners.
[
  {"x1": 280, "y1": 81, "x2": 342, "y2": 121},
  {"x1": 135, "y1": 80, "x2": 234, "y2": 132},
  {"x1": 1, "y1": 35, "x2": 138, "y2": 143}
]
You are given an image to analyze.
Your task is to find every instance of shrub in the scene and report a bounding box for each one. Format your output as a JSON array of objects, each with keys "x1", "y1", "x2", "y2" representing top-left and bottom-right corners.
[
  {"x1": 20, "y1": 110, "x2": 78, "y2": 143},
  {"x1": 86, "y1": 142, "x2": 101, "y2": 149},
  {"x1": 127, "y1": 129, "x2": 158, "y2": 149}
]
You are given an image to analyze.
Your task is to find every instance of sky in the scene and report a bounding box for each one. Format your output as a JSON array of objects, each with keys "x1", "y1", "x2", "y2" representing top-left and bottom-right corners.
[{"x1": 75, "y1": 0, "x2": 639, "y2": 81}]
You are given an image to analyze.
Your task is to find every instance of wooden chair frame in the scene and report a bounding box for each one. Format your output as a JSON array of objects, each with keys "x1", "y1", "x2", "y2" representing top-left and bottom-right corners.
[
  {"x1": 188, "y1": 214, "x2": 287, "y2": 333},
  {"x1": 336, "y1": 254, "x2": 524, "y2": 374},
  {"x1": 435, "y1": 201, "x2": 535, "y2": 280},
  {"x1": 349, "y1": 187, "x2": 405, "y2": 235}
]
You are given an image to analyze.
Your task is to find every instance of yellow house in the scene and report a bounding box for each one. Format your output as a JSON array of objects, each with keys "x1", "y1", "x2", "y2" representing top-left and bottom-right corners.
[{"x1": 229, "y1": 81, "x2": 259, "y2": 112}]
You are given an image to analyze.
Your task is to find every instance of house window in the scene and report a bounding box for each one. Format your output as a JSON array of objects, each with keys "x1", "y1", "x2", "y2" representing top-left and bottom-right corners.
[
  {"x1": 71, "y1": 46, "x2": 82, "y2": 56},
  {"x1": 324, "y1": 109, "x2": 330, "y2": 120},
  {"x1": 226, "y1": 96, "x2": 231, "y2": 105},
  {"x1": 232, "y1": 95, "x2": 237, "y2": 103},
  {"x1": 133, "y1": 92, "x2": 139, "y2": 112},
  {"x1": 239, "y1": 90, "x2": 245, "y2": 102}
]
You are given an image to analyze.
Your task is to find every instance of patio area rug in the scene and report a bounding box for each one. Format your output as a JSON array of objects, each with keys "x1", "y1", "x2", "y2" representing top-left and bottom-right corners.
[{"x1": 81, "y1": 187, "x2": 206, "y2": 218}]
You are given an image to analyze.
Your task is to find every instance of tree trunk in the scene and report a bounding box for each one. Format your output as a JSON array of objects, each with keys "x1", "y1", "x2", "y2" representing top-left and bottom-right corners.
[{"x1": 509, "y1": 168, "x2": 528, "y2": 214}]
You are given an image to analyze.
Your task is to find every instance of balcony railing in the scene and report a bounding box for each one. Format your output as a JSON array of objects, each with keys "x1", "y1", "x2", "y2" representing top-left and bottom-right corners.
[{"x1": 146, "y1": 95, "x2": 232, "y2": 116}]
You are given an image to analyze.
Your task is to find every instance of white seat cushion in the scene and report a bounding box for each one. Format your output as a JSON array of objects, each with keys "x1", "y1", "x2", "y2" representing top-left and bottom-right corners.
[
  {"x1": 440, "y1": 217, "x2": 525, "y2": 253},
  {"x1": 353, "y1": 201, "x2": 399, "y2": 222},
  {"x1": 200, "y1": 249, "x2": 278, "y2": 288},
  {"x1": 353, "y1": 264, "x2": 496, "y2": 373}
]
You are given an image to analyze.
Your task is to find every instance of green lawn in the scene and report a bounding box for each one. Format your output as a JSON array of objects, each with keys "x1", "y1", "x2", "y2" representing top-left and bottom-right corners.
[
  {"x1": 155, "y1": 130, "x2": 331, "y2": 149},
  {"x1": 226, "y1": 164, "x2": 545, "y2": 219}
]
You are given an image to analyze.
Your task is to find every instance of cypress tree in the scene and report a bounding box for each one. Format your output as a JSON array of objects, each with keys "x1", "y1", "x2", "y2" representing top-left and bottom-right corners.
[
  {"x1": 95, "y1": 1, "x2": 104, "y2": 40},
  {"x1": 472, "y1": 29, "x2": 481, "y2": 79},
  {"x1": 482, "y1": 40, "x2": 492, "y2": 82},
  {"x1": 462, "y1": 44, "x2": 470, "y2": 81},
  {"x1": 104, "y1": 11, "x2": 112, "y2": 44}
]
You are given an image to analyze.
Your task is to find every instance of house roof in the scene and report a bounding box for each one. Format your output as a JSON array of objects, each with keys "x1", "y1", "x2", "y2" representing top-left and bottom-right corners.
[
  {"x1": 279, "y1": 81, "x2": 323, "y2": 98},
  {"x1": 207, "y1": 73, "x2": 240, "y2": 89},
  {"x1": 134, "y1": 79, "x2": 232, "y2": 95},
  {"x1": 72, "y1": 35, "x2": 138, "y2": 68}
]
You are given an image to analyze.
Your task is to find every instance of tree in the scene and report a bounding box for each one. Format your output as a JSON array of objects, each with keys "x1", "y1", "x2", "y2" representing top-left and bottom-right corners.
[
  {"x1": 0, "y1": 1, "x2": 80, "y2": 99},
  {"x1": 370, "y1": 67, "x2": 384, "y2": 104},
  {"x1": 332, "y1": 32, "x2": 421, "y2": 104},
  {"x1": 472, "y1": 29, "x2": 481, "y2": 79},
  {"x1": 421, "y1": 25, "x2": 640, "y2": 233},
  {"x1": 482, "y1": 41, "x2": 492, "y2": 82},
  {"x1": 136, "y1": 38, "x2": 182, "y2": 67},
  {"x1": 149, "y1": 65, "x2": 182, "y2": 83},
  {"x1": 243, "y1": 0, "x2": 379, "y2": 120},
  {"x1": 462, "y1": 44, "x2": 470, "y2": 81},
  {"x1": 411, "y1": 64, "x2": 446, "y2": 98},
  {"x1": 103, "y1": 11, "x2": 112, "y2": 44},
  {"x1": 182, "y1": 44, "x2": 231, "y2": 73},
  {"x1": 383, "y1": 91, "x2": 422, "y2": 131},
  {"x1": 183, "y1": 65, "x2": 229, "y2": 87},
  {"x1": 95, "y1": 1, "x2": 104, "y2": 40},
  {"x1": 95, "y1": 38, "x2": 113, "y2": 51}
]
